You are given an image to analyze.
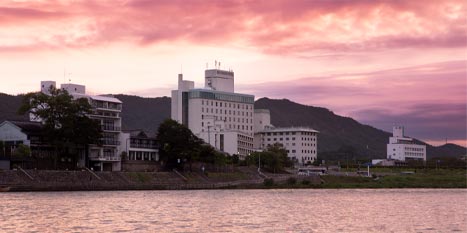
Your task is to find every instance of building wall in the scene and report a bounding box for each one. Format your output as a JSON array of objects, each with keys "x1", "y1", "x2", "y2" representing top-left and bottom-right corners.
[
  {"x1": 205, "y1": 69, "x2": 234, "y2": 92},
  {"x1": 171, "y1": 70, "x2": 255, "y2": 156},
  {"x1": 387, "y1": 125, "x2": 426, "y2": 161},
  {"x1": 254, "y1": 109, "x2": 271, "y2": 132},
  {"x1": 0, "y1": 123, "x2": 29, "y2": 146},
  {"x1": 256, "y1": 129, "x2": 318, "y2": 165}
]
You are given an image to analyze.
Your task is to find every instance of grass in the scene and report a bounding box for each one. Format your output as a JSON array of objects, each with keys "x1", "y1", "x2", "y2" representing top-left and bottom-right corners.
[
  {"x1": 253, "y1": 168, "x2": 467, "y2": 189},
  {"x1": 126, "y1": 172, "x2": 152, "y2": 183},
  {"x1": 206, "y1": 172, "x2": 249, "y2": 181}
]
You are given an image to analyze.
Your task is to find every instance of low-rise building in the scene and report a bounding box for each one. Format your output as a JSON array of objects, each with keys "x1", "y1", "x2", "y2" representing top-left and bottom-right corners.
[
  {"x1": 253, "y1": 109, "x2": 319, "y2": 165},
  {"x1": 387, "y1": 126, "x2": 426, "y2": 161},
  {"x1": 0, "y1": 120, "x2": 58, "y2": 169}
]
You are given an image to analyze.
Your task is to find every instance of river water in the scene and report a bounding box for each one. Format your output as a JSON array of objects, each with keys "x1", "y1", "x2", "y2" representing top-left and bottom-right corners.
[{"x1": 1, "y1": 189, "x2": 466, "y2": 232}]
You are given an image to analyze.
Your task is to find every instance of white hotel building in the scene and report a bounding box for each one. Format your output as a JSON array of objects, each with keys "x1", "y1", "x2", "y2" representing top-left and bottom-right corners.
[
  {"x1": 254, "y1": 109, "x2": 319, "y2": 165},
  {"x1": 387, "y1": 126, "x2": 426, "y2": 161},
  {"x1": 38, "y1": 81, "x2": 125, "y2": 171},
  {"x1": 171, "y1": 69, "x2": 255, "y2": 157}
]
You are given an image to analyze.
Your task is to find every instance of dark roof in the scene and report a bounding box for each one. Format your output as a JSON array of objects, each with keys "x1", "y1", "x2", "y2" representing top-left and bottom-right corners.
[
  {"x1": 123, "y1": 129, "x2": 157, "y2": 139},
  {"x1": 8, "y1": 120, "x2": 44, "y2": 135}
]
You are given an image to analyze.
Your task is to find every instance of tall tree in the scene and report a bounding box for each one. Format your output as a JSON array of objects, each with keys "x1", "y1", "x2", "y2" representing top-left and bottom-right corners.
[
  {"x1": 18, "y1": 87, "x2": 102, "y2": 169},
  {"x1": 156, "y1": 119, "x2": 203, "y2": 170}
]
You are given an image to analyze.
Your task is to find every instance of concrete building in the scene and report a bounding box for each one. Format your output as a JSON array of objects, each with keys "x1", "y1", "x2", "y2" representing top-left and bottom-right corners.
[
  {"x1": 0, "y1": 121, "x2": 57, "y2": 169},
  {"x1": 171, "y1": 69, "x2": 255, "y2": 157},
  {"x1": 120, "y1": 130, "x2": 159, "y2": 171},
  {"x1": 37, "y1": 81, "x2": 125, "y2": 171},
  {"x1": 387, "y1": 126, "x2": 426, "y2": 161},
  {"x1": 121, "y1": 130, "x2": 159, "y2": 162},
  {"x1": 254, "y1": 109, "x2": 319, "y2": 165}
]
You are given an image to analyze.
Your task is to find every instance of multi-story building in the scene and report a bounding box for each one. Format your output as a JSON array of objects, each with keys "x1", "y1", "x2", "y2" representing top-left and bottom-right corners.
[
  {"x1": 387, "y1": 126, "x2": 426, "y2": 161},
  {"x1": 171, "y1": 69, "x2": 255, "y2": 157},
  {"x1": 121, "y1": 130, "x2": 159, "y2": 162},
  {"x1": 254, "y1": 109, "x2": 319, "y2": 165},
  {"x1": 38, "y1": 81, "x2": 125, "y2": 171}
]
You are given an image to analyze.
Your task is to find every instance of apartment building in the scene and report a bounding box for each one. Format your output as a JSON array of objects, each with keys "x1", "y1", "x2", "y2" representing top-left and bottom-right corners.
[
  {"x1": 38, "y1": 81, "x2": 125, "y2": 171},
  {"x1": 254, "y1": 109, "x2": 319, "y2": 165},
  {"x1": 171, "y1": 69, "x2": 255, "y2": 157}
]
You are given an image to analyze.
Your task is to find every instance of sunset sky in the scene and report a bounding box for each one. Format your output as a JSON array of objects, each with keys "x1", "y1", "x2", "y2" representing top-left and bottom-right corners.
[{"x1": 0, "y1": 0, "x2": 466, "y2": 146}]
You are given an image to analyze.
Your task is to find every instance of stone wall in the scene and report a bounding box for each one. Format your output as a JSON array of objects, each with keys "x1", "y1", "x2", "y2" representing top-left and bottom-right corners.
[{"x1": 122, "y1": 160, "x2": 160, "y2": 172}]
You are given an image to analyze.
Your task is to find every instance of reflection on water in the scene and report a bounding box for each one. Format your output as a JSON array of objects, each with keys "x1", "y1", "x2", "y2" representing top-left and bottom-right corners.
[{"x1": 1, "y1": 189, "x2": 466, "y2": 232}]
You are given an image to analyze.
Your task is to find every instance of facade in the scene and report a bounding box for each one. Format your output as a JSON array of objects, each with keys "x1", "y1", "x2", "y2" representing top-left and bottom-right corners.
[
  {"x1": 253, "y1": 109, "x2": 319, "y2": 165},
  {"x1": 171, "y1": 69, "x2": 255, "y2": 157},
  {"x1": 387, "y1": 126, "x2": 426, "y2": 161},
  {"x1": 121, "y1": 130, "x2": 159, "y2": 162},
  {"x1": 38, "y1": 81, "x2": 125, "y2": 171},
  {"x1": 0, "y1": 121, "x2": 57, "y2": 169}
]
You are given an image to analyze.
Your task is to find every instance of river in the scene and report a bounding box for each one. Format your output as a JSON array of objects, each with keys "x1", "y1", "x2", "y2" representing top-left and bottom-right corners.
[{"x1": 1, "y1": 189, "x2": 466, "y2": 232}]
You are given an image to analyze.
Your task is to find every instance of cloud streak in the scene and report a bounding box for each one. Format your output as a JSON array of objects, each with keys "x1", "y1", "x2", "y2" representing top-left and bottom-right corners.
[
  {"x1": 0, "y1": 0, "x2": 465, "y2": 55},
  {"x1": 238, "y1": 60, "x2": 467, "y2": 144}
]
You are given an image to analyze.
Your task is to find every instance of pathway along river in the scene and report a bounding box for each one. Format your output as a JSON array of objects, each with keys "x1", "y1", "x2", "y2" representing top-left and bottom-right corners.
[{"x1": 1, "y1": 189, "x2": 466, "y2": 232}]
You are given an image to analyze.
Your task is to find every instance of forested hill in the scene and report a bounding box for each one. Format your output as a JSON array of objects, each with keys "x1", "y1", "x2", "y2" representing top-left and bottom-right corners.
[
  {"x1": 1, "y1": 93, "x2": 465, "y2": 158},
  {"x1": 113, "y1": 94, "x2": 171, "y2": 134},
  {"x1": 254, "y1": 97, "x2": 466, "y2": 159}
]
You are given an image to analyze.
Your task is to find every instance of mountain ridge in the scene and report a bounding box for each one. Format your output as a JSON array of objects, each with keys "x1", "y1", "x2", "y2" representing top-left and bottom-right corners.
[{"x1": 1, "y1": 93, "x2": 464, "y2": 159}]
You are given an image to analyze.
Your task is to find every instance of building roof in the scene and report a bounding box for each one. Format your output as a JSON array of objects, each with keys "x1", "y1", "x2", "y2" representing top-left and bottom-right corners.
[
  {"x1": 70, "y1": 93, "x2": 122, "y2": 104},
  {"x1": 122, "y1": 129, "x2": 157, "y2": 139},
  {"x1": 1, "y1": 120, "x2": 44, "y2": 135},
  {"x1": 258, "y1": 127, "x2": 319, "y2": 133}
]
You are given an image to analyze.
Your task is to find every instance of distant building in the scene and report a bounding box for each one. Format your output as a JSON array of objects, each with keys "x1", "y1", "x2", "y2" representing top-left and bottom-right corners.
[
  {"x1": 38, "y1": 81, "x2": 125, "y2": 171},
  {"x1": 171, "y1": 69, "x2": 255, "y2": 157},
  {"x1": 121, "y1": 130, "x2": 159, "y2": 162},
  {"x1": 0, "y1": 120, "x2": 56, "y2": 169},
  {"x1": 253, "y1": 109, "x2": 319, "y2": 165},
  {"x1": 387, "y1": 126, "x2": 426, "y2": 161},
  {"x1": 120, "y1": 130, "x2": 159, "y2": 172}
]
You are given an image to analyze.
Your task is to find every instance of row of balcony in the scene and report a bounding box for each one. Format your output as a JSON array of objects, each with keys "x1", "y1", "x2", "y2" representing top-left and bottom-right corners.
[
  {"x1": 101, "y1": 125, "x2": 121, "y2": 131},
  {"x1": 101, "y1": 140, "x2": 121, "y2": 146},
  {"x1": 130, "y1": 143, "x2": 158, "y2": 149},
  {"x1": 89, "y1": 155, "x2": 121, "y2": 161}
]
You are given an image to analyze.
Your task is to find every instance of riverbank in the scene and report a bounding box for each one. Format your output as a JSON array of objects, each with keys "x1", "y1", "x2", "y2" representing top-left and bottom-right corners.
[{"x1": 1, "y1": 168, "x2": 465, "y2": 191}]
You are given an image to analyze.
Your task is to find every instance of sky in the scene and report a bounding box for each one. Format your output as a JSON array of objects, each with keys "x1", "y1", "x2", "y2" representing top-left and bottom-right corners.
[{"x1": 0, "y1": 0, "x2": 466, "y2": 147}]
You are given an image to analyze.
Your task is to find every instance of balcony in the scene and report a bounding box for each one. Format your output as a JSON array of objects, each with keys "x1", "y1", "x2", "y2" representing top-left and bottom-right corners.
[
  {"x1": 89, "y1": 155, "x2": 121, "y2": 161},
  {"x1": 101, "y1": 139, "x2": 121, "y2": 146},
  {"x1": 130, "y1": 143, "x2": 158, "y2": 149},
  {"x1": 101, "y1": 125, "x2": 121, "y2": 132}
]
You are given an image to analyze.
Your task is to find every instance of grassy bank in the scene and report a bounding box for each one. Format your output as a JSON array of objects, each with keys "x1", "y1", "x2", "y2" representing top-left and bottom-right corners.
[{"x1": 255, "y1": 169, "x2": 466, "y2": 189}]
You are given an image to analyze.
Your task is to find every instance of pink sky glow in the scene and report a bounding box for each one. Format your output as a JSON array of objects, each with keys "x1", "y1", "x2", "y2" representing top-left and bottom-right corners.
[{"x1": 0, "y1": 0, "x2": 466, "y2": 146}]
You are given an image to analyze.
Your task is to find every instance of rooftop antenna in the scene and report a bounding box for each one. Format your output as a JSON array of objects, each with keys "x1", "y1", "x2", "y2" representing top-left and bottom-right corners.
[{"x1": 215, "y1": 60, "x2": 217, "y2": 69}]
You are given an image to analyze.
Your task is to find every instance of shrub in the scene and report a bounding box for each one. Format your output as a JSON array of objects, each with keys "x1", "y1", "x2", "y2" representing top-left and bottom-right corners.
[
  {"x1": 287, "y1": 177, "x2": 297, "y2": 185},
  {"x1": 301, "y1": 179, "x2": 311, "y2": 185},
  {"x1": 263, "y1": 178, "x2": 274, "y2": 186}
]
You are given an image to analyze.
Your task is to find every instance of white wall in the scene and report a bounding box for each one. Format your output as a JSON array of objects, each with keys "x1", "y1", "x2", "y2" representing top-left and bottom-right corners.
[{"x1": 0, "y1": 122, "x2": 29, "y2": 146}]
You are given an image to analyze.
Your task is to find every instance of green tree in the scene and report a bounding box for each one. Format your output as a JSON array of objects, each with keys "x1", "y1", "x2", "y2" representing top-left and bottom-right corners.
[
  {"x1": 156, "y1": 119, "x2": 203, "y2": 170},
  {"x1": 246, "y1": 143, "x2": 292, "y2": 173},
  {"x1": 12, "y1": 144, "x2": 31, "y2": 169},
  {"x1": 13, "y1": 144, "x2": 31, "y2": 157},
  {"x1": 18, "y1": 87, "x2": 102, "y2": 169}
]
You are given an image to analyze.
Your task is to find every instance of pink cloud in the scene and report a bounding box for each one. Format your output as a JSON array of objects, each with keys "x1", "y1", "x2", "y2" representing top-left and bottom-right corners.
[
  {"x1": 237, "y1": 60, "x2": 466, "y2": 144},
  {"x1": 0, "y1": 0, "x2": 465, "y2": 54}
]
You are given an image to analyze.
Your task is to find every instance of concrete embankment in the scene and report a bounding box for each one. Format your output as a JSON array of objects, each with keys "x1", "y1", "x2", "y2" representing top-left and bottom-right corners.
[{"x1": 0, "y1": 169, "x2": 305, "y2": 192}]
